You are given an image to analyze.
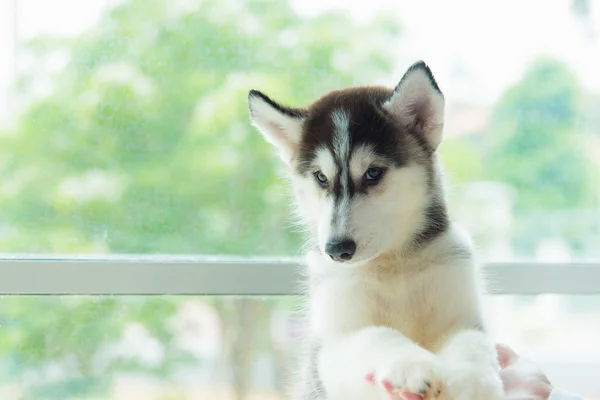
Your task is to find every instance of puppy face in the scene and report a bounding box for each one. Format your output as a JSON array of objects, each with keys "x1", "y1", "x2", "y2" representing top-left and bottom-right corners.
[{"x1": 249, "y1": 61, "x2": 446, "y2": 265}]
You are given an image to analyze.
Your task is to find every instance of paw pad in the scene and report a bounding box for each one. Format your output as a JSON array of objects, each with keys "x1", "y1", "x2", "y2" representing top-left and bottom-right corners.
[{"x1": 366, "y1": 373, "x2": 427, "y2": 400}]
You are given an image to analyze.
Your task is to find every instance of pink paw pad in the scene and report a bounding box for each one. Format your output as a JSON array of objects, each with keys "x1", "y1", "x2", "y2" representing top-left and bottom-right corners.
[
  {"x1": 365, "y1": 373, "x2": 424, "y2": 400},
  {"x1": 399, "y1": 393, "x2": 425, "y2": 400},
  {"x1": 365, "y1": 372, "x2": 376, "y2": 384}
]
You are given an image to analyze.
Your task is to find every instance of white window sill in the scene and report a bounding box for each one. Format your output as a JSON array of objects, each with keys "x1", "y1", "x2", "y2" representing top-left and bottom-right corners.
[{"x1": 0, "y1": 256, "x2": 598, "y2": 295}]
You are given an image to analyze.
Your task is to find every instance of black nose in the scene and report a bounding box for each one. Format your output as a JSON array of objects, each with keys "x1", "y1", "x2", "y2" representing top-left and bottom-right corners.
[{"x1": 325, "y1": 239, "x2": 357, "y2": 261}]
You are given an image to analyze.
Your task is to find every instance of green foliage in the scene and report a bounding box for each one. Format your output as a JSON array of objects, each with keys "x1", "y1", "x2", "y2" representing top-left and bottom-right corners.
[
  {"x1": 0, "y1": 295, "x2": 191, "y2": 397},
  {"x1": 485, "y1": 57, "x2": 595, "y2": 211},
  {"x1": 439, "y1": 139, "x2": 486, "y2": 185},
  {"x1": 0, "y1": 0, "x2": 403, "y2": 397},
  {"x1": 482, "y1": 57, "x2": 597, "y2": 256},
  {"x1": 0, "y1": 0, "x2": 402, "y2": 256}
]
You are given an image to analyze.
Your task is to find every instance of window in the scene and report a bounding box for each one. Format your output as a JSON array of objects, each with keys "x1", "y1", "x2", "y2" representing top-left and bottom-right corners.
[
  {"x1": 0, "y1": 0, "x2": 599, "y2": 259},
  {"x1": 0, "y1": 263, "x2": 599, "y2": 400},
  {"x1": 1, "y1": 293, "x2": 597, "y2": 399},
  {"x1": 0, "y1": 0, "x2": 598, "y2": 399}
]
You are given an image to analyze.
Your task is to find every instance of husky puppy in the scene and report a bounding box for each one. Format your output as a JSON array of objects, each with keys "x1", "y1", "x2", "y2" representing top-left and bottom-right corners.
[{"x1": 247, "y1": 61, "x2": 504, "y2": 400}]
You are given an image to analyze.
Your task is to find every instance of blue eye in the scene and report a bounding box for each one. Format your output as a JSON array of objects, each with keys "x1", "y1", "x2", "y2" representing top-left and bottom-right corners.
[
  {"x1": 365, "y1": 167, "x2": 384, "y2": 183},
  {"x1": 314, "y1": 171, "x2": 328, "y2": 186}
]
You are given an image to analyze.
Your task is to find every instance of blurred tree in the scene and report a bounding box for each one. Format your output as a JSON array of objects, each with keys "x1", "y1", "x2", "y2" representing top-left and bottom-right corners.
[
  {"x1": 440, "y1": 139, "x2": 486, "y2": 185},
  {"x1": 484, "y1": 57, "x2": 596, "y2": 254},
  {"x1": 485, "y1": 57, "x2": 594, "y2": 211},
  {"x1": 0, "y1": 0, "x2": 401, "y2": 257},
  {"x1": 0, "y1": 0, "x2": 404, "y2": 398}
]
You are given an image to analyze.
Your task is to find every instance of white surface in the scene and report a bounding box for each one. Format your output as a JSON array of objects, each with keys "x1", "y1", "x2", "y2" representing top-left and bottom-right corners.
[{"x1": 0, "y1": 256, "x2": 598, "y2": 295}]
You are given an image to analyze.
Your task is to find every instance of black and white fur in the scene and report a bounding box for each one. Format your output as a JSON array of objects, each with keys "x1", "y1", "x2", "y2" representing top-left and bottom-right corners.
[{"x1": 248, "y1": 61, "x2": 503, "y2": 400}]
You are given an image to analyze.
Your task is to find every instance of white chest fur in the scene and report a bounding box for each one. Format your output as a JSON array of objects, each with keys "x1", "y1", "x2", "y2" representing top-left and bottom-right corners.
[{"x1": 308, "y1": 247, "x2": 483, "y2": 352}]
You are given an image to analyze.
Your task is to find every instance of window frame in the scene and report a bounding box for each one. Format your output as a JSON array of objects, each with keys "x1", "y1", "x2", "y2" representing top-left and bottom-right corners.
[{"x1": 0, "y1": 257, "x2": 598, "y2": 295}]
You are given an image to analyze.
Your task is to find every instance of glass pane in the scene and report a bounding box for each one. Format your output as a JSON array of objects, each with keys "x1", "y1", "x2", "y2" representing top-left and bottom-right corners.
[
  {"x1": 0, "y1": 295, "x2": 301, "y2": 400},
  {"x1": 0, "y1": 295, "x2": 598, "y2": 399},
  {"x1": 0, "y1": 0, "x2": 598, "y2": 259}
]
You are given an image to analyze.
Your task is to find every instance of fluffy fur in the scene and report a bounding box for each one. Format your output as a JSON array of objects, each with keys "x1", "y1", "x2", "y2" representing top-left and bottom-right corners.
[{"x1": 248, "y1": 61, "x2": 504, "y2": 400}]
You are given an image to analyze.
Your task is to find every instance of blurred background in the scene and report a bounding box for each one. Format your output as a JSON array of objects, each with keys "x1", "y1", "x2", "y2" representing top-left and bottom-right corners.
[{"x1": 0, "y1": 0, "x2": 598, "y2": 398}]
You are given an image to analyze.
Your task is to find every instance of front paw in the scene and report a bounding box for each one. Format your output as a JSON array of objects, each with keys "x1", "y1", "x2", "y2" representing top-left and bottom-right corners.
[
  {"x1": 446, "y1": 366, "x2": 503, "y2": 400},
  {"x1": 366, "y1": 352, "x2": 447, "y2": 400}
]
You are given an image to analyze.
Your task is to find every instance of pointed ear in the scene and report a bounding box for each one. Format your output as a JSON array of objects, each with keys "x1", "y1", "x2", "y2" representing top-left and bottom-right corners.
[
  {"x1": 383, "y1": 61, "x2": 445, "y2": 150},
  {"x1": 248, "y1": 90, "x2": 307, "y2": 165}
]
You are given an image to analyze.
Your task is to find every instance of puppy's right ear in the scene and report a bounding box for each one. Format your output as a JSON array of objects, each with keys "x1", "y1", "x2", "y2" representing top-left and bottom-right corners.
[{"x1": 248, "y1": 90, "x2": 306, "y2": 165}]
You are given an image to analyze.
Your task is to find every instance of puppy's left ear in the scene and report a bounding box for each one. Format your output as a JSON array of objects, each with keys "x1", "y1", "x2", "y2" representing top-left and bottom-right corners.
[
  {"x1": 248, "y1": 90, "x2": 307, "y2": 166},
  {"x1": 383, "y1": 61, "x2": 445, "y2": 150}
]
